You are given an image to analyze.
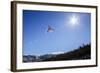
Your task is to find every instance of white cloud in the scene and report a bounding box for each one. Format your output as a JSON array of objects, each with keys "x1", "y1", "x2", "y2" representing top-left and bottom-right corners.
[{"x1": 51, "y1": 51, "x2": 65, "y2": 55}]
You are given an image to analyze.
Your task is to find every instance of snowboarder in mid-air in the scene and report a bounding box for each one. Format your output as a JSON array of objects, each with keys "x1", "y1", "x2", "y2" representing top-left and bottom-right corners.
[{"x1": 47, "y1": 25, "x2": 55, "y2": 32}]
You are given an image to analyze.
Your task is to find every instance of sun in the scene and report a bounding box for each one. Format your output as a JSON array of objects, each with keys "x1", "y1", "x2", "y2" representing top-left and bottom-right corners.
[{"x1": 69, "y1": 14, "x2": 79, "y2": 26}]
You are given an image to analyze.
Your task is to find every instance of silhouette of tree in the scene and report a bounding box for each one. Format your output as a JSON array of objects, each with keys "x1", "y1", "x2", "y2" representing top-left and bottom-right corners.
[
  {"x1": 43, "y1": 43, "x2": 91, "y2": 61},
  {"x1": 23, "y1": 43, "x2": 91, "y2": 62}
]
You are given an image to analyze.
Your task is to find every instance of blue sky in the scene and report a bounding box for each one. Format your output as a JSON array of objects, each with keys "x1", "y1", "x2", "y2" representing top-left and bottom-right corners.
[{"x1": 23, "y1": 10, "x2": 91, "y2": 56}]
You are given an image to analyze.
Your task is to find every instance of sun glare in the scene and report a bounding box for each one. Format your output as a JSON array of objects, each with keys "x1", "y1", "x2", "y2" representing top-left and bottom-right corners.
[{"x1": 69, "y1": 14, "x2": 79, "y2": 26}]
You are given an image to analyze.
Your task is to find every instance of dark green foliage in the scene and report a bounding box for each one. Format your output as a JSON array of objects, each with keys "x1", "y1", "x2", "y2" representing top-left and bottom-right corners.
[
  {"x1": 43, "y1": 44, "x2": 91, "y2": 61},
  {"x1": 23, "y1": 44, "x2": 91, "y2": 62}
]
